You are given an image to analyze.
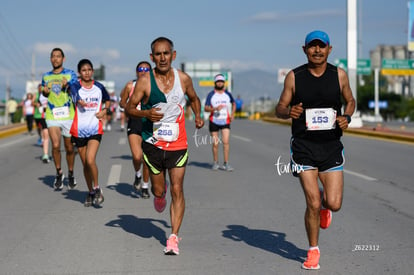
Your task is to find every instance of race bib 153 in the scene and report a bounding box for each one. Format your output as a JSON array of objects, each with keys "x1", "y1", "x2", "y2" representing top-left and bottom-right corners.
[{"x1": 305, "y1": 108, "x2": 337, "y2": 131}]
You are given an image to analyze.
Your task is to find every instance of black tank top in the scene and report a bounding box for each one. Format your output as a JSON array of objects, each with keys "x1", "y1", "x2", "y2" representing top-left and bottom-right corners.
[{"x1": 291, "y1": 63, "x2": 342, "y2": 141}]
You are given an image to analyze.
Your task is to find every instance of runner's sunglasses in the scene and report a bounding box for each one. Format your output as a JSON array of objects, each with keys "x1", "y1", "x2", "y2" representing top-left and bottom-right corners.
[{"x1": 137, "y1": 67, "x2": 150, "y2": 72}]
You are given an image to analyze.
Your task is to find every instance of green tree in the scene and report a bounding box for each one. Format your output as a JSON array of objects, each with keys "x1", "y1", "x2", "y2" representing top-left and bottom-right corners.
[{"x1": 355, "y1": 72, "x2": 414, "y2": 121}]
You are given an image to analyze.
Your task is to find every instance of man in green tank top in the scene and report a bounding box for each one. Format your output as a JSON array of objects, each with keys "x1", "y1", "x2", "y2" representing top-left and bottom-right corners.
[{"x1": 126, "y1": 37, "x2": 204, "y2": 255}]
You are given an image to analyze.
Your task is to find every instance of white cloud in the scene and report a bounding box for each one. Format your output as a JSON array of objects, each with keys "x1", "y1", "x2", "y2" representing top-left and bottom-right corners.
[
  {"x1": 84, "y1": 48, "x2": 121, "y2": 60},
  {"x1": 32, "y1": 43, "x2": 120, "y2": 63},
  {"x1": 248, "y1": 9, "x2": 344, "y2": 22},
  {"x1": 33, "y1": 42, "x2": 77, "y2": 55},
  {"x1": 193, "y1": 59, "x2": 277, "y2": 73},
  {"x1": 108, "y1": 65, "x2": 131, "y2": 75}
]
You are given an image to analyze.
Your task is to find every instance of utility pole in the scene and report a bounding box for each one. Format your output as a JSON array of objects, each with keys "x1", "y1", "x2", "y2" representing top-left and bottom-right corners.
[
  {"x1": 374, "y1": 68, "x2": 380, "y2": 118},
  {"x1": 4, "y1": 75, "x2": 11, "y2": 125},
  {"x1": 347, "y1": 0, "x2": 363, "y2": 127},
  {"x1": 31, "y1": 52, "x2": 36, "y2": 81},
  {"x1": 347, "y1": 0, "x2": 357, "y2": 110}
]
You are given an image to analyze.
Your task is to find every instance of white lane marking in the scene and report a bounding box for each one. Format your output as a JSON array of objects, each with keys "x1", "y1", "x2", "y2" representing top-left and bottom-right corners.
[
  {"x1": 344, "y1": 169, "x2": 377, "y2": 181},
  {"x1": 119, "y1": 137, "x2": 127, "y2": 145},
  {"x1": 232, "y1": 135, "x2": 251, "y2": 142},
  {"x1": 107, "y1": 164, "x2": 122, "y2": 186},
  {"x1": 0, "y1": 135, "x2": 33, "y2": 149}
]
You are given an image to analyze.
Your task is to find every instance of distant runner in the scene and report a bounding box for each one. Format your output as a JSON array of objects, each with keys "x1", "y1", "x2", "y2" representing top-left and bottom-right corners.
[{"x1": 41, "y1": 48, "x2": 78, "y2": 191}]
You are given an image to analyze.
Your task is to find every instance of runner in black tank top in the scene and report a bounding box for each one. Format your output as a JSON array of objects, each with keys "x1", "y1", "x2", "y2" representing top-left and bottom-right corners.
[{"x1": 275, "y1": 30, "x2": 355, "y2": 270}]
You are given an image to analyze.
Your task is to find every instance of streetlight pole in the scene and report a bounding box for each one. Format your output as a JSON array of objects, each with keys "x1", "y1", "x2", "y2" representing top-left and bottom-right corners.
[
  {"x1": 347, "y1": 0, "x2": 358, "y2": 111},
  {"x1": 4, "y1": 75, "x2": 11, "y2": 125},
  {"x1": 347, "y1": 0, "x2": 363, "y2": 127}
]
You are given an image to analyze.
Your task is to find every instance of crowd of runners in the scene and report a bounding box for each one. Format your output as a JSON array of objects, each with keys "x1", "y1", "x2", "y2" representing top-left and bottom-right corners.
[{"x1": 20, "y1": 30, "x2": 354, "y2": 270}]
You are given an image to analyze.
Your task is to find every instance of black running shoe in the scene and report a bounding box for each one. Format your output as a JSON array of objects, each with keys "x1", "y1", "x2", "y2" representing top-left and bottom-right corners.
[
  {"x1": 133, "y1": 176, "x2": 142, "y2": 191},
  {"x1": 54, "y1": 173, "x2": 64, "y2": 190},
  {"x1": 68, "y1": 176, "x2": 77, "y2": 190},
  {"x1": 141, "y1": 188, "x2": 150, "y2": 199},
  {"x1": 84, "y1": 193, "x2": 93, "y2": 207},
  {"x1": 93, "y1": 188, "x2": 104, "y2": 206}
]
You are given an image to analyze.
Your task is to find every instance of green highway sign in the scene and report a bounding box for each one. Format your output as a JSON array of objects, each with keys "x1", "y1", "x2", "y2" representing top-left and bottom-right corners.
[
  {"x1": 381, "y1": 59, "x2": 414, "y2": 69},
  {"x1": 334, "y1": 59, "x2": 371, "y2": 75},
  {"x1": 381, "y1": 59, "x2": 414, "y2": 75},
  {"x1": 199, "y1": 72, "x2": 229, "y2": 87}
]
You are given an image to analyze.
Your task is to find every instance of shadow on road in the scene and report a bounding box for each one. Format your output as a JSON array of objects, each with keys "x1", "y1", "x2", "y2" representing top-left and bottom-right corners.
[
  {"x1": 107, "y1": 182, "x2": 142, "y2": 199},
  {"x1": 111, "y1": 155, "x2": 133, "y2": 160},
  {"x1": 38, "y1": 175, "x2": 91, "y2": 205},
  {"x1": 38, "y1": 175, "x2": 57, "y2": 189},
  {"x1": 187, "y1": 161, "x2": 212, "y2": 169},
  {"x1": 105, "y1": 214, "x2": 170, "y2": 245},
  {"x1": 222, "y1": 225, "x2": 306, "y2": 263},
  {"x1": 62, "y1": 189, "x2": 87, "y2": 204}
]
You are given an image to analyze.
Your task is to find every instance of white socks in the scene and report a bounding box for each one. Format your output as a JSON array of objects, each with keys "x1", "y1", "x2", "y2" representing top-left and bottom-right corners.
[{"x1": 142, "y1": 181, "x2": 149, "y2": 189}]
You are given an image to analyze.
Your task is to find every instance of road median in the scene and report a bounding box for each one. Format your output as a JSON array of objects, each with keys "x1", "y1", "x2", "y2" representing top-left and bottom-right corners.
[{"x1": 0, "y1": 123, "x2": 29, "y2": 139}]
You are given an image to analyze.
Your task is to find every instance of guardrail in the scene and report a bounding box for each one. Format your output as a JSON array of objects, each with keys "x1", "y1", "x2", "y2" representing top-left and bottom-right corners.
[
  {"x1": 2, "y1": 118, "x2": 414, "y2": 144},
  {"x1": 261, "y1": 116, "x2": 414, "y2": 144}
]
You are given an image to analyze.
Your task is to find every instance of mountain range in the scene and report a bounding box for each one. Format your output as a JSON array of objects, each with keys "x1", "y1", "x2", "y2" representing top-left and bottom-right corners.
[
  {"x1": 194, "y1": 69, "x2": 282, "y2": 105},
  {"x1": 232, "y1": 69, "x2": 282, "y2": 104}
]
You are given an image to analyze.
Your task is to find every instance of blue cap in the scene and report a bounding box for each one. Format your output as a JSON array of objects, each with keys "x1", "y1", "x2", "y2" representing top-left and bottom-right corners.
[{"x1": 305, "y1": 30, "x2": 330, "y2": 46}]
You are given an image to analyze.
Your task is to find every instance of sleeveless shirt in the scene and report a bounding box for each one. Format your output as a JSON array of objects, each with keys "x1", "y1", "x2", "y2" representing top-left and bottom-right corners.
[
  {"x1": 141, "y1": 68, "x2": 187, "y2": 150},
  {"x1": 291, "y1": 63, "x2": 342, "y2": 141}
]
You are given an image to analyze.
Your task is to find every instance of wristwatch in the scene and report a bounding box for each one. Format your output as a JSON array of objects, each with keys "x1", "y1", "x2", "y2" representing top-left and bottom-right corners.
[{"x1": 344, "y1": 114, "x2": 352, "y2": 124}]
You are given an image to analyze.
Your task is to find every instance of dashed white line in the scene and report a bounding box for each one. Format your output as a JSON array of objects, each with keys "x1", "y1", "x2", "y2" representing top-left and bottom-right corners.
[
  {"x1": 118, "y1": 137, "x2": 127, "y2": 145},
  {"x1": 344, "y1": 169, "x2": 377, "y2": 181},
  {"x1": 0, "y1": 135, "x2": 33, "y2": 149},
  {"x1": 232, "y1": 135, "x2": 251, "y2": 142},
  {"x1": 107, "y1": 164, "x2": 122, "y2": 186}
]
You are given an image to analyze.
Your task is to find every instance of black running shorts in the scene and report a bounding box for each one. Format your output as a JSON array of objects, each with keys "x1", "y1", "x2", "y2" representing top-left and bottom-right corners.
[
  {"x1": 35, "y1": 118, "x2": 48, "y2": 129},
  {"x1": 209, "y1": 121, "x2": 230, "y2": 132},
  {"x1": 127, "y1": 117, "x2": 143, "y2": 136},
  {"x1": 142, "y1": 142, "x2": 188, "y2": 175},
  {"x1": 71, "y1": 134, "x2": 102, "y2": 148},
  {"x1": 290, "y1": 137, "x2": 344, "y2": 176}
]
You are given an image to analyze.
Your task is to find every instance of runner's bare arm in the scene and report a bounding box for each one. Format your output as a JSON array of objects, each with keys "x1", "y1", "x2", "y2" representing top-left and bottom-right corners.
[
  {"x1": 231, "y1": 102, "x2": 236, "y2": 121},
  {"x1": 339, "y1": 68, "x2": 355, "y2": 117},
  {"x1": 276, "y1": 71, "x2": 303, "y2": 119},
  {"x1": 337, "y1": 68, "x2": 356, "y2": 129},
  {"x1": 180, "y1": 71, "x2": 204, "y2": 129},
  {"x1": 125, "y1": 77, "x2": 148, "y2": 119},
  {"x1": 96, "y1": 98, "x2": 111, "y2": 120},
  {"x1": 125, "y1": 76, "x2": 163, "y2": 122},
  {"x1": 119, "y1": 81, "x2": 132, "y2": 109}
]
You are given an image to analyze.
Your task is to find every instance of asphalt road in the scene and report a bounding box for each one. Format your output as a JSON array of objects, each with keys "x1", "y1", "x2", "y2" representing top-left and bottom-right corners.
[{"x1": 0, "y1": 119, "x2": 413, "y2": 275}]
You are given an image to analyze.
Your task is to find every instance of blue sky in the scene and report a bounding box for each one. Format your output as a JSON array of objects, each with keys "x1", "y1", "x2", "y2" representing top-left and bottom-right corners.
[{"x1": 0, "y1": 0, "x2": 409, "y2": 99}]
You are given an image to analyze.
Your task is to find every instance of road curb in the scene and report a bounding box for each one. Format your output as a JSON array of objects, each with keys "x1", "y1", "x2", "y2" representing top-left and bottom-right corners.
[
  {"x1": 261, "y1": 117, "x2": 414, "y2": 144},
  {"x1": 0, "y1": 124, "x2": 29, "y2": 139}
]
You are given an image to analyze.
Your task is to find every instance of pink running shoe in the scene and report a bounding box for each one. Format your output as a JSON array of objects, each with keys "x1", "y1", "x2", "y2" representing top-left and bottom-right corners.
[
  {"x1": 164, "y1": 234, "x2": 181, "y2": 255},
  {"x1": 320, "y1": 208, "x2": 332, "y2": 229},
  {"x1": 153, "y1": 182, "x2": 167, "y2": 213},
  {"x1": 302, "y1": 248, "x2": 320, "y2": 270},
  {"x1": 319, "y1": 188, "x2": 332, "y2": 229}
]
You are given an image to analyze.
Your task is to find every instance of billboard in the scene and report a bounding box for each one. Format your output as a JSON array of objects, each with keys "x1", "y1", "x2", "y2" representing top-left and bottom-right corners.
[
  {"x1": 25, "y1": 80, "x2": 41, "y2": 95},
  {"x1": 409, "y1": 0, "x2": 414, "y2": 51},
  {"x1": 278, "y1": 68, "x2": 290, "y2": 84}
]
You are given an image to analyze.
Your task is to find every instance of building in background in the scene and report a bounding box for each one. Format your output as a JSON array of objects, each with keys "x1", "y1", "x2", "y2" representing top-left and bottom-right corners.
[{"x1": 370, "y1": 45, "x2": 412, "y2": 97}]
